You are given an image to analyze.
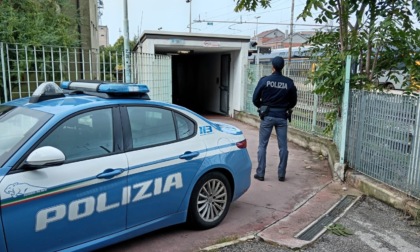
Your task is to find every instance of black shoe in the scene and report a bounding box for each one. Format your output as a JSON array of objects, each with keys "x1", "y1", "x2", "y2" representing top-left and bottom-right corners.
[
  {"x1": 254, "y1": 174, "x2": 264, "y2": 181},
  {"x1": 278, "y1": 177, "x2": 285, "y2": 182}
]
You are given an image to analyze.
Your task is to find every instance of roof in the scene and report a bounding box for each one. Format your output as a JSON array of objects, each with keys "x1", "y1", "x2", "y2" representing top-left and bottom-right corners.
[
  {"x1": 255, "y1": 29, "x2": 284, "y2": 39},
  {"x1": 297, "y1": 31, "x2": 316, "y2": 39},
  {"x1": 134, "y1": 30, "x2": 251, "y2": 51},
  {"x1": 263, "y1": 36, "x2": 285, "y2": 45},
  {"x1": 281, "y1": 33, "x2": 310, "y2": 43}
]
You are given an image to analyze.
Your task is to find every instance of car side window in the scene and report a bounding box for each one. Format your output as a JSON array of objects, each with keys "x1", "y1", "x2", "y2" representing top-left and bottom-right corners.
[
  {"x1": 38, "y1": 108, "x2": 114, "y2": 161},
  {"x1": 175, "y1": 113, "x2": 195, "y2": 139},
  {"x1": 127, "y1": 107, "x2": 176, "y2": 148}
]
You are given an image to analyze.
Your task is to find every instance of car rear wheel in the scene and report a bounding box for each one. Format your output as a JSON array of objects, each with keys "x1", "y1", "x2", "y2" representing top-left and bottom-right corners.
[{"x1": 187, "y1": 171, "x2": 232, "y2": 229}]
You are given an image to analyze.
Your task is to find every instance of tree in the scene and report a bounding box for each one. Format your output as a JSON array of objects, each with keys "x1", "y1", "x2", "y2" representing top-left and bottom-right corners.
[
  {"x1": 234, "y1": 0, "x2": 271, "y2": 12},
  {"x1": 300, "y1": 1, "x2": 420, "y2": 133},
  {"x1": 99, "y1": 36, "x2": 138, "y2": 81},
  {"x1": 236, "y1": 0, "x2": 420, "y2": 91},
  {"x1": 0, "y1": 0, "x2": 82, "y2": 102},
  {"x1": 235, "y1": 0, "x2": 420, "y2": 131},
  {"x1": 0, "y1": 0, "x2": 80, "y2": 46},
  {"x1": 298, "y1": 0, "x2": 420, "y2": 89}
]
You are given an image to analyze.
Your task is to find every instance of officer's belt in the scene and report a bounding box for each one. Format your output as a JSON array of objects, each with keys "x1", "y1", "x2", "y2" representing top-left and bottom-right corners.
[{"x1": 269, "y1": 108, "x2": 287, "y2": 111}]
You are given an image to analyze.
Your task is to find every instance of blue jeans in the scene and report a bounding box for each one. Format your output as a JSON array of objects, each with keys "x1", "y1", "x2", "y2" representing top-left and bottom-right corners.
[{"x1": 256, "y1": 116, "x2": 289, "y2": 178}]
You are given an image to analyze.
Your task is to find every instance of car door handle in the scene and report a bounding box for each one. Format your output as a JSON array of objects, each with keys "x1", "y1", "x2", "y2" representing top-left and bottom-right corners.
[
  {"x1": 96, "y1": 168, "x2": 125, "y2": 179},
  {"x1": 179, "y1": 151, "x2": 199, "y2": 160}
]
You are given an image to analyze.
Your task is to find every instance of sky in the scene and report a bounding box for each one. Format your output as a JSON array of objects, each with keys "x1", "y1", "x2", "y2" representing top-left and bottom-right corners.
[{"x1": 100, "y1": 0, "x2": 320, "y2": 45}]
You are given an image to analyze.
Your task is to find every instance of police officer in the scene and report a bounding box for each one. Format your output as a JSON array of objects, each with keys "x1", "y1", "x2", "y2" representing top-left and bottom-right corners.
[{"x1": 252, "y1": 56, "x2": 297, "y2": 182}]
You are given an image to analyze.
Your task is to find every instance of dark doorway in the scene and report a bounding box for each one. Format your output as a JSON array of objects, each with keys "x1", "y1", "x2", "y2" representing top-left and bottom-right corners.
[
  {"x1": 220, "y1": 54, "x2": 230, "y2": 115},
  {"x1": 171, "y1": 53, "x2": 230, "y2": 115},
  {"x1": 172, "y1": 54, "x2": 202, "y2": 112}
]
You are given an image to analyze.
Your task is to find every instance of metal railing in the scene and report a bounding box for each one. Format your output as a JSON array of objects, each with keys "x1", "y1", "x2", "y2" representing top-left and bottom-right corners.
[
  {"x1": 1, "y1": 41, "x2": 419, "y2": 199},
  {"x1": 0, "y1": 42, "x2": 172, "y2": 103}
]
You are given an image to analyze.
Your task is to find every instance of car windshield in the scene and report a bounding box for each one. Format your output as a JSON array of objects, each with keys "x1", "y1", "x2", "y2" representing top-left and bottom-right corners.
[{"x1": 0, "y1": 105, "x2": 52, "y2": 167}]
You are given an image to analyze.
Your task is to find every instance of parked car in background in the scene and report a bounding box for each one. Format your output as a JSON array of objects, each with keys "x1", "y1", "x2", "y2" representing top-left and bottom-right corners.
[
  {"x1": 377, "y1": 69, "x2": 406, "y2": 89},
  {"x1": 377, "y1": 61, "x2": 420, "y2": 91},
  {"x1": 0, "y1": 81, "x2": 252, "y2": 251}
]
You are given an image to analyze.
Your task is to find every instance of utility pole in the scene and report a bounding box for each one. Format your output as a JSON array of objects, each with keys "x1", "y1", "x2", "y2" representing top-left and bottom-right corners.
[
  {"x1": 123, "y1": 0, "x2": 131, "y2": 83},
  {"x1": 186, "y1": 0, "x2": 192, "y2": 33},
  {"x1": 255, "y1": 16, "x2": 261, "y2": 37},
  {"x1": 287, "y1": 0, "x2": 295, "y2": 75}
]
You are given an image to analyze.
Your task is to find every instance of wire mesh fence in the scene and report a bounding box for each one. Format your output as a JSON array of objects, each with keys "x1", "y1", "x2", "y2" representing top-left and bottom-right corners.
[
  {"x1": 346, "y1": 90, "x2": 420, "y2": 199},
  {"x1": 245, "y1": 60, "x2": 420, "y2": 199}
]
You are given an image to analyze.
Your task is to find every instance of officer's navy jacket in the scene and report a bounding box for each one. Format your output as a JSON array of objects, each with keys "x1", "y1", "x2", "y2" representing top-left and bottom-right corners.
[{"x1": 252, "y1": 71, "x2": 297, "y2": 119}]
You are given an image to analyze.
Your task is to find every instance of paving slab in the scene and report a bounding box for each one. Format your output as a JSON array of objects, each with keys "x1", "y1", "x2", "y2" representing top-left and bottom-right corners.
[{"x1": 257, "y1": 181, "x2": 362, "y2": 249}]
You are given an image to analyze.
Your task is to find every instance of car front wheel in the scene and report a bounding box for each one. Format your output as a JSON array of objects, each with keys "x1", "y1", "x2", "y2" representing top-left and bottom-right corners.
[{"x1": 187, "y1": 171, "x2": 232, "y2": 229}]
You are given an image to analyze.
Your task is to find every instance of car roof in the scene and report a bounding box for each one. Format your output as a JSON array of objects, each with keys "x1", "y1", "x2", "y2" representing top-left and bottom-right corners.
[
  {"x1": 4, "y1": 94, "x2": 176, "y2": 116},
  {"x1": 2, "y1": 81, "x2": 200, "y2": 119}
]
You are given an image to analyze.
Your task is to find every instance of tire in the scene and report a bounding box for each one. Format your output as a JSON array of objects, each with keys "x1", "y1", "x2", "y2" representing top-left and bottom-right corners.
[{"x1": 187, "y1": 172, "x2": 232, "y2": 230}]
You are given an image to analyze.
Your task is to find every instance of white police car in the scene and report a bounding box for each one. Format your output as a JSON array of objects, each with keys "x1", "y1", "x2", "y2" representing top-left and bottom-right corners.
[{"x1": 0, "y1": 81, "x2": 252, "y2": 251}]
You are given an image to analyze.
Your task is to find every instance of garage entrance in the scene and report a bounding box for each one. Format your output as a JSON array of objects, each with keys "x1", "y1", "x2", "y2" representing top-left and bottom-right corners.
[
  {"x1": 171, "y1": 53, "x2": 230, "y2": 115},
  {"x1": 135, "y1": 31, "x2": 250, "y2": 116}
]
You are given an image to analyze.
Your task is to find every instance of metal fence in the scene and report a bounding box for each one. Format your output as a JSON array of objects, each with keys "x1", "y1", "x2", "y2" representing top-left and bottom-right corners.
[
  {"x1": 245, "y1": 60, "x2": 420, "y2": 199},
  {"x1": 245, "y1": 60, "x2": 335, "y2": 138},
  {"x1": 346, "y1": 90, "x2": 420, "y2": 199},
  {"x1": 0, "y1": 42, "x2": 172, "y2": 103},
  {"x1": 2, "y1": 41, "x2": 420, "y2": 199}
]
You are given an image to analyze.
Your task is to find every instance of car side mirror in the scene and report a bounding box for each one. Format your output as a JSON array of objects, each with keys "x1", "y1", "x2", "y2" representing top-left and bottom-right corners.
[{"x1": 25, "y1": 146, "x2": 65, "y2": 168}]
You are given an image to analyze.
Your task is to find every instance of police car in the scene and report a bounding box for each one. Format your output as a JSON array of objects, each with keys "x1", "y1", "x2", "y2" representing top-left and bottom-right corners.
[{"x1": 0, "y1": 81, "x2": 252, "y2": 251}]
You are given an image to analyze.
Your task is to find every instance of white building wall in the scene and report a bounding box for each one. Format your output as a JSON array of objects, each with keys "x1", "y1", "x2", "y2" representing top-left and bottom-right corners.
[
  {"x1": 229, "y1": 42, "x2": 250, "y2": 115},
  {"x1": 137, "y1": 33, "x2": 250, "y2": 117}
]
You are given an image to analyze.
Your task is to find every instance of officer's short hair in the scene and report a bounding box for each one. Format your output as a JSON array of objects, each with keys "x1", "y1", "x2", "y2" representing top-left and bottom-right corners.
[{"x1": 272, "y1": 56, "x2": 285, "y2": 72}]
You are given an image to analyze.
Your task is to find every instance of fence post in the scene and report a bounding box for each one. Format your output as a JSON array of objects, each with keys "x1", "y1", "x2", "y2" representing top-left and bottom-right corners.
[
  {"x1": 340, "y1": 55, "x2": 351, "y2": 164},
  {"x1": 354, "y1": 91, "x2": 366, "y2": 169},
  {"x1": 311, "y1": 90, "x2": 319, "y2": 134},
  {"x1": 310, "y1": 62, "x2": 318, "y2": 134},
  {"x1": 407, "y1": 97, "x2": 420, "y2": 196},
  {"x1": 15, "y1": 44, "x2": 22, "y2": 98},
  {"x1": 1, "y1": 42, "x2": 8, "y2": 103},
  {"x1": 334, "y1": 55, "x2": 351, "y2": 180}
]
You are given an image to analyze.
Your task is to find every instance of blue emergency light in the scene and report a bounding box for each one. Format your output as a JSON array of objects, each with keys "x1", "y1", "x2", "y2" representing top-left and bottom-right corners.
[{"x1": 61, "y1": 81, "x2": 150, "y2": 94}]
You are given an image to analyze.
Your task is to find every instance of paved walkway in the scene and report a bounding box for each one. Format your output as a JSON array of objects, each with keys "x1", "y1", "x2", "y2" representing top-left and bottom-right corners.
[{"x1": 104, "y1": 115, "x2": 357, "y2": 252}]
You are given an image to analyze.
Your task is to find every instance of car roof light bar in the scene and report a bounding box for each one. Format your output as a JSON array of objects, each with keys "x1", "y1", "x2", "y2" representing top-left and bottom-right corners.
[
  {"x1": 29, "y1": 82, "x2": 65, "y2": 103},
  {"x1": 60, "y1": 81, "x2": 150, "y2": 94},
  {"x1": 61, "y1": 81, "x2": 99, "y2": 92},
  {"x1": 98, "y1": 84, "x2": 149, "y2": 93}
]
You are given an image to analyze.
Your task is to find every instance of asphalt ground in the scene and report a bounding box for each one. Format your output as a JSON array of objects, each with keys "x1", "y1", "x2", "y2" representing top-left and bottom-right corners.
[{"x1": 101, "y1": 115, "x2": 420, "y2": 252}]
